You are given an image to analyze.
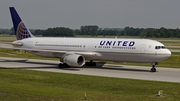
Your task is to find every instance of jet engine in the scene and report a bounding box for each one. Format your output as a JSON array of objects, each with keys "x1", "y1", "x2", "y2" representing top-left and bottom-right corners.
[{"x1": 62, "y1": 54, "x2": 85, "y2": 67}]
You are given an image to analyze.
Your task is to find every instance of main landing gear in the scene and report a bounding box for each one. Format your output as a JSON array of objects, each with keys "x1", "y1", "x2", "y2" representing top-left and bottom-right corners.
[
  {"x1": 85, "y1": 60, "x2": 96, "y2": 66},
  {"x1": 58, "y1": 60, "x2": 96, "y2": 68},
  {"x1": 150, "y1": 62, "x2": 158, "y2": 72},
  {"x1": 58, "y1": 63, "x2": 70, "y2": 68}
]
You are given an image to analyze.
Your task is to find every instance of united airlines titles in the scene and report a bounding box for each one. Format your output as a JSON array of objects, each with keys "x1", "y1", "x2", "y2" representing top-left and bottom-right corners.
[{"x1": 100, "y1": 40, "x2": 135, "y2": 46}]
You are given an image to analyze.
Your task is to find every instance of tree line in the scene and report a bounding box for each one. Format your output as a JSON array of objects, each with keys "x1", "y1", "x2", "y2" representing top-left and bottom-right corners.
[
  {"x1": 0, "y1": 28, "x2": 12, "y2": 35},
  {"x1": 31, "y1": 26, "x2": 180, "y2": 38},
  {"x1": 123, "y1": 27, "x2": 180, "y2": 38},
  {"x1": 1, "y1": 26, "x2": 180, "y2": 38}
]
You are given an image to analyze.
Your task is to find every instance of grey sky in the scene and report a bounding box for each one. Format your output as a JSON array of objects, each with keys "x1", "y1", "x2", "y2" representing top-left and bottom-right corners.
[{"x1": 0, "y1": 0, "x2": 180, "y2": 29}]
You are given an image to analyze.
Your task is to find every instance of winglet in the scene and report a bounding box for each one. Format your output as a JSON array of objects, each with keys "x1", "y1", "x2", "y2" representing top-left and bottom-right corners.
[{"x1": 9, "y1": 7, "x2": 34, "y2": 40}]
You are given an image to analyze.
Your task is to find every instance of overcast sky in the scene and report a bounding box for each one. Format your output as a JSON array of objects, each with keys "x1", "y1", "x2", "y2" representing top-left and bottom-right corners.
[{"x1": 0, "y1": 0, "x2": 180, "y2": 29}]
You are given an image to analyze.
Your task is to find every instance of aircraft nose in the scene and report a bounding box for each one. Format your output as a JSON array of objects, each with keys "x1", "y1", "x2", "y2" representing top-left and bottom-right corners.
[{"x1": 166, "y1": 49, "x2": 171, "y2": 58}]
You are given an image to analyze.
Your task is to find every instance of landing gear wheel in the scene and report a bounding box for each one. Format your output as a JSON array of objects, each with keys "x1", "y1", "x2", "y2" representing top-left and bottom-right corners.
[
  {"x1": 58, "y1": 63, "x2": 63, "y2": 68},
  {"x1": 85, "y1": 62, "x2": 90, "y2": 66},
  {"x1": 58, "y1": 63, "x2": 70, "y2": 68},
  {"x1": 85, "y1": 60, "x2": 96, "y2": 66},
  {"x1": 150, "y1": 65, "x2": 156, "y2": 72},
  {"x1": 92, "y1": 62, "x2": 96, "y2": 66}
]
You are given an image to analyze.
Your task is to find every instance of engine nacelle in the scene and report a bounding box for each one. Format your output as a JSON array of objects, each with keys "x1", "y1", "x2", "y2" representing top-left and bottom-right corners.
[{"x1": 62, "y1": 54, "x2": 85, "y2": 67}]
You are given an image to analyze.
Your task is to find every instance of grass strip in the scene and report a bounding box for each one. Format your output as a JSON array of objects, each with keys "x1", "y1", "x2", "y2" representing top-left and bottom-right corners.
[{"x1": 0, "y1": 67, "x2": 180, "y2": 101}]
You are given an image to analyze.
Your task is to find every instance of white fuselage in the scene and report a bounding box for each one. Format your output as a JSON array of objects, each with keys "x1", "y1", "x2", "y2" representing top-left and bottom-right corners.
[{"x1": 13, "y1": 37, "x2": 171, "y2": 63}]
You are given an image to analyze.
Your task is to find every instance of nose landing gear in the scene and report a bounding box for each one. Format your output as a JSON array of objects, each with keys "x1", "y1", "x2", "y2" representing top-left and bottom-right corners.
[{"x1": 150, "y1": 62, "x2": 158, "y2": 72}]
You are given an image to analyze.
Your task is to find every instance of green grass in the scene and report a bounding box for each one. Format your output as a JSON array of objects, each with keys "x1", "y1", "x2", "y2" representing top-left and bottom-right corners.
[
  {"x1": 160, "y1": 41, "x2": 180, "y2": 46},
  {"x1": 159, "y1": 52, "x2": 180, "y2": 68},
  {"x1": 0, "y1": 49, "x2": 58, "y2": 60},
  {"x1": 150, "y1": 38, "x2": 180, "y2": 40},
  {"x1": 169, "y1": 49, "x2": 180, "y2": 50},
  {"x1": 0, "y1": 67, "x2": 180, "y2": 101},
  {"x1": 0, "y1": 35, "x2": 16, "y2": 42}
]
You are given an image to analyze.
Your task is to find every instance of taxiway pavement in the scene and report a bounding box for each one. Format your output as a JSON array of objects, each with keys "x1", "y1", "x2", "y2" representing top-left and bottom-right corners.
[{"x1": 0, "y1": 57, "x2": 179, "y2": 83}]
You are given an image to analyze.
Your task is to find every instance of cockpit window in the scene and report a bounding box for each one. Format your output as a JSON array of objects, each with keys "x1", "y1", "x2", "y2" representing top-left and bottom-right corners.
[{"x1": 155, "y1": 46, "x2": 166, "y2": 49}]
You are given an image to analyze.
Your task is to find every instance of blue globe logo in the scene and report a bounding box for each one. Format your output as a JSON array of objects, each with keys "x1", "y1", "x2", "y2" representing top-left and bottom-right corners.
[{"x1": 16, "y1": 22, "x2": 31, "y2": 40}]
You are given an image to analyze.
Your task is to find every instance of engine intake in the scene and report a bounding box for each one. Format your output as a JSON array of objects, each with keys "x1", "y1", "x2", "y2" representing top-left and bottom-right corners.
[{"x1": 62, "y1": 54, "x2": 85, "y2": 67}]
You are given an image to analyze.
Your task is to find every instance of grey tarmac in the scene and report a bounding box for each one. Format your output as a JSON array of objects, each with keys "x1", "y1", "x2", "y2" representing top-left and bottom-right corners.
[{"x1": 0, "y1": 57, "x2": 179, "y2": 83}]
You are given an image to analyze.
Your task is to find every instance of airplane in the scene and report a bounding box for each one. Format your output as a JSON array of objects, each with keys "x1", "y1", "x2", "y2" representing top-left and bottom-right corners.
[{"x1": 0, "y1": 7, "x2": 171, "y2": 72}]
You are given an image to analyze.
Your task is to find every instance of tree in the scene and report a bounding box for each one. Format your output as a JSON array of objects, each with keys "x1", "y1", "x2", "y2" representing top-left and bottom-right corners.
[
  {"x1": 80, "y1": 25, "x2": 98, "y2": 36},
  {"x1": 74, "y1": 29, "x2": 81, "y2": 35},
  {"x1": 10, "y1": 27, "x2": 14, "y2": 35},
  {"x1": 34, "y1": 29, "x2": 44, "y2": 36},
  {"x1": 42, "y1": 27, "x2": 75, "y2": 37}
]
